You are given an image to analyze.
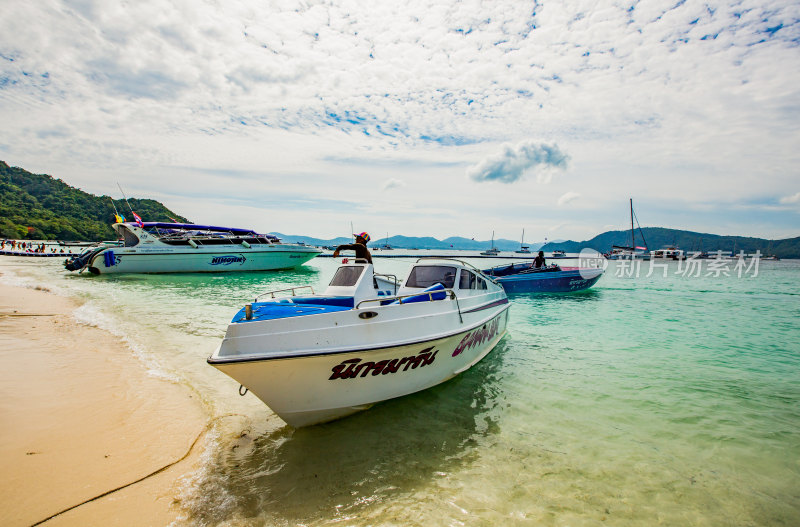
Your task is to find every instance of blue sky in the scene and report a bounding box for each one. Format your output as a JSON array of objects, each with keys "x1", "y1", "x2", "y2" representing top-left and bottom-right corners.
[{"x1": 1, "y1": 0, "x2": 799, "y2": 242}]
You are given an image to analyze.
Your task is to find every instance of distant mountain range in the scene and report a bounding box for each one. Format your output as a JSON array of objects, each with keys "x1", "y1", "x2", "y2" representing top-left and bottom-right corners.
[
  {"x1": 271, "y1": 233, "x2": 548, "y2": 252},
  {"x1": 275, "y1": 227, "x2": 799, "y2": 259}
]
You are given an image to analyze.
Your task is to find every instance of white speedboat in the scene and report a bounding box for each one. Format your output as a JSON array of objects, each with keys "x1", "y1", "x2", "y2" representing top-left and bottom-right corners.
[
  {"x1": 64, "y1": 222, "x2": 320, "y2": 274},
  {"x1": 208, "y1": 258, "x2": 510, "y2": 427}
]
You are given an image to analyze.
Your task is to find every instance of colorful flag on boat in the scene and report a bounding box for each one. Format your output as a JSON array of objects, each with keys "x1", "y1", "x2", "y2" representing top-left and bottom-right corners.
[
  {"x1": 114, "y1": 213, "x2": 126, "y2": 223},
  {"x1": 132, "y1": 212, "x2": 144, "y2": 227}
]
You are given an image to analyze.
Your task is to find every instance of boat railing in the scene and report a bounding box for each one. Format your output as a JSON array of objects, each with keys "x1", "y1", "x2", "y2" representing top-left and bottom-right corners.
[
  {"x1": 373, "y1": 273, "x2": 399, "y2": 295},
  {"x1": 254, "y1": 285, "x2": 315, "y2": 302},
  {"x1": 356, "y1": 289, "x2": 461, "y2": 322}
]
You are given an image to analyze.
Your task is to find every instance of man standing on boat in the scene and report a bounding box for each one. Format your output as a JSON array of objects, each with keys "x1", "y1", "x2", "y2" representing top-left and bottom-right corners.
[
  {"x1": 533, "y1": 250, "x2": 546, "y2": 269},
  {"x1": 333, "y1": 232, "x2": 373, "y2": 263}
]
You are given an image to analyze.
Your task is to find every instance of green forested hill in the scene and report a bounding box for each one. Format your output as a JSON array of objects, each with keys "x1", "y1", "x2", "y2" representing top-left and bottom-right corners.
[{"x1": 0, "y1": 161, "x2": 188, "y2": 240}]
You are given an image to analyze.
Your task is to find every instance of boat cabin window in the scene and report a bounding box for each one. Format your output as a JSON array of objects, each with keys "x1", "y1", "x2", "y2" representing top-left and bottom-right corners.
[
  {"x1": 406, "y1": 265, "x2": 456, "y2": 289},
  {"x1": 459, "y1": 269, "x2": 477, "y2": 289},
  {"x1": 121, "y1": 228, "x2": 140, "y2": 247},
  {"x1": 329, "y1": 266, "x2": 365, "y2": 287},
  {"x1": 477, "y1": 277, "x2": 487, "y2": 290}
]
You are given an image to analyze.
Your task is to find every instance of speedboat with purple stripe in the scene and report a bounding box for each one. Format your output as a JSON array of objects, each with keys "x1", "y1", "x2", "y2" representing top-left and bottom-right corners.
[
  {"x1": 483, "y1": 263, "x2": 604, "y2": 294},
  {"x1": 64, "y1": 222, "x2": 320, "y2": 274},
  {"x1": 208, "y1": 258, "x2": 510, "y2": 427}
]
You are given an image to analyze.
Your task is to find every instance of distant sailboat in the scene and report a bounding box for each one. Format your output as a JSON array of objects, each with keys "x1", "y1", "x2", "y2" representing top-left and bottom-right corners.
[
  {"x1": 515, "y1": 229, "x2": 531, "y2": 253},
  {"x1": 604, "y1": 199, "x2": 650, "y2": 260},
  {"x1": 481, "y1": 231, "x2": 500, "y2": 255}
]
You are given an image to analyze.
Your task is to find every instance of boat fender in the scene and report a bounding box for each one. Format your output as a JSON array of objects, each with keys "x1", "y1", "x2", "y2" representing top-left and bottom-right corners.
[
  {"x1": 103, "y1": 250, "x2": 116, "y2": 267},
  {"x1": 241, "y1": 240, "x2": 251, "y2": 248},
  {"x1": 188, "y1": 239, "x2": 198, "y2": 248}
]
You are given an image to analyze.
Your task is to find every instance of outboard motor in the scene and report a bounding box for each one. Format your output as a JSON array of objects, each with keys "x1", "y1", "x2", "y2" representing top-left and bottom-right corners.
[{"x1": 64, "y1": 246, "x2": 105, "y2": 272}]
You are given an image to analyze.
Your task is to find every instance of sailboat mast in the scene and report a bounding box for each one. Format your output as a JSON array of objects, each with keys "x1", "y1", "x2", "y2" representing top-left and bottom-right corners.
[{"x1": 630, "y1": 198, "x2": 635, "y2": 249}]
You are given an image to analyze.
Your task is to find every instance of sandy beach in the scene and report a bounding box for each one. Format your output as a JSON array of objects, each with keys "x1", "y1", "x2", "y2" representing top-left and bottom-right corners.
[{"x1": 0, "y1": 281, "x2": 208, "y2": 526}]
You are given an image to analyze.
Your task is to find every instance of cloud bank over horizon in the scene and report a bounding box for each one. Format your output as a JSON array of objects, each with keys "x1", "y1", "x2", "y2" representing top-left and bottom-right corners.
[{"x1": 1, "y1": 0, "x2": 798, "y2": 240}]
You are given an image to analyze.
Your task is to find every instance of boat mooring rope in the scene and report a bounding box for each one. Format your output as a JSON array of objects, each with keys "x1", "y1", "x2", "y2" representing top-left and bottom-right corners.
[{"x1": 30, "y1": 413, "x2": 248, "y2": 526}]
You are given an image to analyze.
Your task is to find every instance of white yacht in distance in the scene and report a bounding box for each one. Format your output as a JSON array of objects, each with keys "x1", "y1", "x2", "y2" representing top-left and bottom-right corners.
[
  {"x1": 652, "y1": 246, "x2": 687, "y2": 260},
  {"x1": 64, "y1": 222, "x2": 320, "y2": 274}
]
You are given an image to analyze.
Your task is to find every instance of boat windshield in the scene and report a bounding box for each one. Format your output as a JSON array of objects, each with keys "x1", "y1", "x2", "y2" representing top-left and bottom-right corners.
[
  {"x1": 459, "y1": 269, "x2": 476, "y2": 289},
  {"x1": 406, "y1": 265, "x2": 457, "y2": 289},
  {"x1": 329, "y1": 266, "x2": 365, "y2": 287},
  {"x1": 121, "y1": 228, "x2": 139, "y2": 247}
]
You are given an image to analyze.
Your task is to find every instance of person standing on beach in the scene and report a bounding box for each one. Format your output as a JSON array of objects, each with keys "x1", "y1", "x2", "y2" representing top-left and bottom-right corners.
[{"x1": 333, "y1": 232, "x2": 373, "y2": 263}]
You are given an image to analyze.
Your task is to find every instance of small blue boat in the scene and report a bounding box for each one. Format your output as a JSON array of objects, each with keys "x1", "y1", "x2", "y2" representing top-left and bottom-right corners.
[{"x1": 482, "y1": 263, "x2": 604, "y2": 294}]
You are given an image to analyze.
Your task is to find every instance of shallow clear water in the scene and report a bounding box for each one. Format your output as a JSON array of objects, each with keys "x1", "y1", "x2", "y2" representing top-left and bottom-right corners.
[{"x1": 2, "y1": 254, "x2": 799, "y2": 525}]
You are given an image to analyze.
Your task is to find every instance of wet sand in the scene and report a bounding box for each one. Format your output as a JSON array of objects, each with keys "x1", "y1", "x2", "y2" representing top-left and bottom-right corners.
[{"x1": 0, "y1": 282, "x2": 208, "y2": 526}]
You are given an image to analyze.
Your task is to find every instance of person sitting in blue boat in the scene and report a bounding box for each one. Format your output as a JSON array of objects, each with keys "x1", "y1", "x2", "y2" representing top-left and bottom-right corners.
[
  {"x1": 533, "y1": 250, "x2": 546, "y2": 269},
  {"x1": 333, "y1": 231, "x2": 373, "y2": 263}
]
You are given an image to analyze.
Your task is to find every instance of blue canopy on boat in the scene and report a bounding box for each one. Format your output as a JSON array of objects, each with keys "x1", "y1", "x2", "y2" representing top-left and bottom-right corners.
[{"x1": 131, "y1": 222, "x2": 278, "y2": 240}]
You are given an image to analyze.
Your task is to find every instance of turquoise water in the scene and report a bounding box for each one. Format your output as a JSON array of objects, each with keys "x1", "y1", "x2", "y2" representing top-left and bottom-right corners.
[{"x1": 2, "y1": 255, "x2": 799, "y2": 525}]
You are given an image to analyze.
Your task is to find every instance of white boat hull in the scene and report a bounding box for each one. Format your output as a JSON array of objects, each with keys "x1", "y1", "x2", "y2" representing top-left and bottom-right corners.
[
  {"x1": 210, "y1": 308, "x2": 509, "y2": 427},
  {"x1": 87, "y1": 245, "x2": 319, "y2": 274}
]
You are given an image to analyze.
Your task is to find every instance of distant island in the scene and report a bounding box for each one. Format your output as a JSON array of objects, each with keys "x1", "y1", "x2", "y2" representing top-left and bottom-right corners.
[
  {"x1": 2, "y1": 161, "x2": 798, "y2": 258},
  {"x1": 539, "y1": 227, "x2": 800, "y2": 260}
]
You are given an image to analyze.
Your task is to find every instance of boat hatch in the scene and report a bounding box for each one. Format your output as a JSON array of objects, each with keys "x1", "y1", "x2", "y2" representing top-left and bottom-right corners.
[{"x1": 329, "y1": 265, "x2": 365, "y2": 287}]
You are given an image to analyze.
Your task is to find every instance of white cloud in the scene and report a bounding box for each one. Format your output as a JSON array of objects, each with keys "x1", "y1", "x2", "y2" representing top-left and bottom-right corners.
[
  {"x1": 557, "y1": 191, "x2": 580, "y2": 206},
  {"x1": 382, "y1": 178, "x2": 405, "y2": 190},
  {"x1": 779, "y1": 192, "x2": 800, "y2": 205},
  {"x1": 466, "y1": 141, "x2": 570, "y2": 184}
]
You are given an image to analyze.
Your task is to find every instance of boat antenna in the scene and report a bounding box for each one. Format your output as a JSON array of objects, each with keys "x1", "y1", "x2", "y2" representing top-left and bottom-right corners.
[
  {"x1": 117, "y1": 183, "x2": 135, "y2": 214},
  {"x1": 109, "y1": 196, "x2": 121, "y2": 217}
]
